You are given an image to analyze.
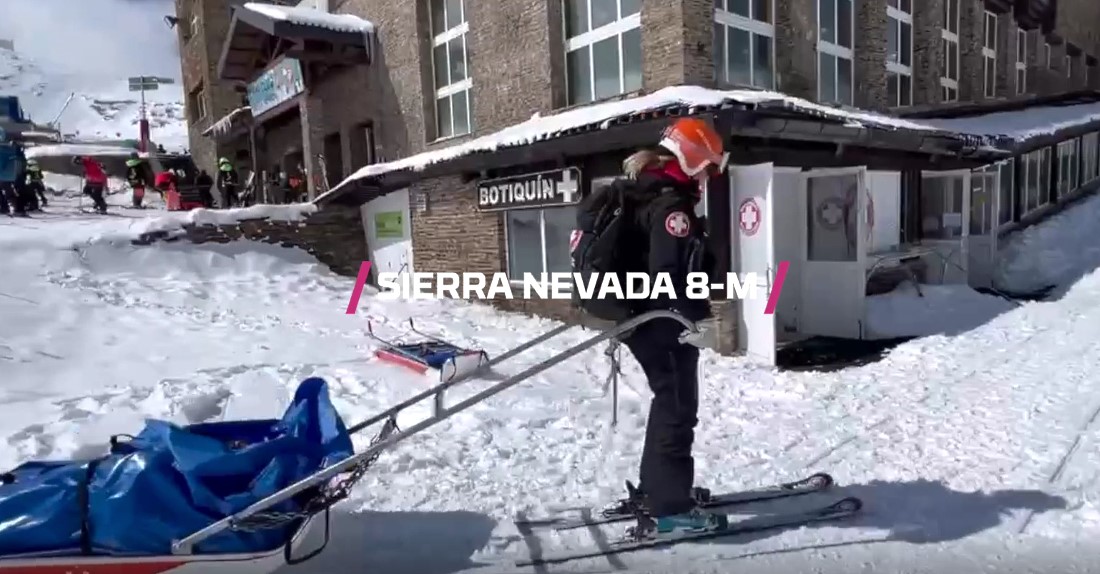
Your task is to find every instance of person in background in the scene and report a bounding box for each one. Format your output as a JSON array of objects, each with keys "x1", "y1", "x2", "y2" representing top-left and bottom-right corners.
[
  {"x1": 73, "y1": 155, "x2": 108, "y2": 214},
  {"x1": 196, "y1": 169, "x2": 215, "y2": 208},
  {"x1": 124, "y1": 152, "x2": 153, "y2": 209},
  {"x1": 24, "y1": 158, "x2": 46, "y2": 209},
  {"x1": 155, "y1": 169, "x2": 180, "y2": 211},
  {"x1": 216, "y1": 157, "x2": 240, "y2": 208}
]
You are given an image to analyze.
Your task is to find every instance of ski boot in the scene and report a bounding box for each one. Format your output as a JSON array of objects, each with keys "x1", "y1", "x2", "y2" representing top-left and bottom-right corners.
[
  {"x1": 600, "y1": 481, "x2": 713, "y2": 518},
  {"x1": 626, "y1": 506, "x2": 729, "y2": 540}
]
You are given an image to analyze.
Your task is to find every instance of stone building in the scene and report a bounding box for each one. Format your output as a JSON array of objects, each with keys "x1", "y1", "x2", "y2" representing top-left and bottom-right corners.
[{"x1": 175, "y1": 0, "x2": 1100, "y2": 360}]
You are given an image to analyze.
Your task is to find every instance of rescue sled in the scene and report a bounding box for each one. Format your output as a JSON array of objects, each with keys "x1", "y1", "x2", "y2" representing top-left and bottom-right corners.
[
  {"x1": 0, "y1": 310, "x2": 702, "y2": 574},
  {"x1": 367, "y1": 318, "x2": 490, "y2": 383}
]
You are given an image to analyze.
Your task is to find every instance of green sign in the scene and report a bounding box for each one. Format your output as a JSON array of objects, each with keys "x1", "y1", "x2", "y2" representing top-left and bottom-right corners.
[
  {"x1": 375, "y1": 212, "x2": 404, "y2": 239},
  {"x1": 247, "y1": 59, "x2": 304, "y2": 117}
]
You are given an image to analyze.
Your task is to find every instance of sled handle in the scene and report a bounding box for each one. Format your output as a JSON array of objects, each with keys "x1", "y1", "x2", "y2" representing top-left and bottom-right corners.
[{"x1": 172, "y1": 310, "x2": 700, "y2": 554}]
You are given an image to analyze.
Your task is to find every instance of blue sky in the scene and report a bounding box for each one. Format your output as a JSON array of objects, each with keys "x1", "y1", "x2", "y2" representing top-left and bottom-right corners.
[{"x1": 0, "y1": 0, "x2": 181, "y2": 79}]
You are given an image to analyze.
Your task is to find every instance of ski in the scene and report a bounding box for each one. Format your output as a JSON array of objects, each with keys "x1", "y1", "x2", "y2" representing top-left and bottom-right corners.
[
  {"x1": 515, "y1": 496, "x2": 861, "y2": 567},
  {"x1": 516, "y1": 472, "x2": 834, "y2": 531}
]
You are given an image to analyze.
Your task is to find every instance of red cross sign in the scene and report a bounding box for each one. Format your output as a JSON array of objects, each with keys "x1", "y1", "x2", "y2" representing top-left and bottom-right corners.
[
  {"x1": 739, "y1": 198, "x2": 761, "y2": 236},
  {"x1": 665, "y1": 211, "x2": 690, "y2": 237}
]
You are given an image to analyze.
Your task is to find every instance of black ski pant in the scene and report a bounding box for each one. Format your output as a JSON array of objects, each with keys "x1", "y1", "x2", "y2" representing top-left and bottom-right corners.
[
  {"x1": 2, "y1": 183, "x2": 27, "y2": 215},
  {"x1": 0, "y1": 185, "x2": 8, "y2": 214},
  {"x1": 84, "y1": 184, "x2": 107, "y2": 213},
  {"x1": 28, "y1": 182, "x2": 46, "y2": 208},
  {"x1": 622, "y1": 318, "x2": 700, "y2": 517},
  {"x1": 220, "y1": 185, "x2": 238, "y2": 208}
]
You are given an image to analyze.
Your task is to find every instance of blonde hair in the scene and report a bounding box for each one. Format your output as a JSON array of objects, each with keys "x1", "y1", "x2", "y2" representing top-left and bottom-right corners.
[{"x1": 622, "y1": 149, "x2": 675, "y2": 179}]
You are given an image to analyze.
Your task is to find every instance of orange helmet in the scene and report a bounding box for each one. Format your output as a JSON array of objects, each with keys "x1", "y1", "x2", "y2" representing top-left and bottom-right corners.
[{"x1": 659, "y1": 117, "x2": 729, "y2": 178}]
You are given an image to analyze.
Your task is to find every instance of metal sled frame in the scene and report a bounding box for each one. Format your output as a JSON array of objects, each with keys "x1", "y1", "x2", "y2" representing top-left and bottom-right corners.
[
  {"x1": 367, "y1": 319, "x2": 491, "y2": 383},
  {"x1": 173, "y1": 310, "x2": 699, "y2": 554}
]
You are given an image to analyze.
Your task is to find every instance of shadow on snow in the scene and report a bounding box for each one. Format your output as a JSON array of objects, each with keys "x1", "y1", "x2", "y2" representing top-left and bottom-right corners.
[{"x1": 279, "y1": 509, "x2": 497, "y2": 574}]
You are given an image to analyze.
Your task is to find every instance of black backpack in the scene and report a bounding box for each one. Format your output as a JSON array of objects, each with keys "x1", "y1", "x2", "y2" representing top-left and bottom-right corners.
[{"x1": 569, "y1": 179, "x2": 643, "y2": 322}]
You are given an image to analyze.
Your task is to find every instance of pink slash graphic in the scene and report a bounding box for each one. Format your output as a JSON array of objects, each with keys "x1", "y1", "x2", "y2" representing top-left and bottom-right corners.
[
  {"x1": 345, "y1": 261, "x2": 372, "y2": 315},
  {"x1": 763, "y1": 260, "x2": 789, "y2": 315}
]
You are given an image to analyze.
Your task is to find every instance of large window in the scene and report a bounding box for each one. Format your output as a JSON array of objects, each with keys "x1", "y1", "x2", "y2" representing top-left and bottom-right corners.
[
  {"x1": 1015, "y1": 28, "x2": 1027, "y2": 95},
  {"x1": 920, "y1": 175, "x2": 964, "y2": 240},
  {"x1": 1056, "y1": 139, "x2": 1079, "y2": 198},
  {"x1": 505, "y1": 207, "x2": 577, "y2": 280},
  {"x1": 430, "y1": 0, "x2": 472, "y2": 139},
  {"x1": 1081, "y1": 132, "x2": 1099, "y2": 184},
  {"x1": 1065, "y1": 54, "x2": 1073, "y2": 78},
  {"x1": 1021, "y1": 147, "x2": 1052, "y2": 213},
  {"x1": 982, "y1": 11, "x2": 997, "y2": 97},
  {"x1": 565, "y1": 0, "x2": 642, "y2": 105},
  {"x1": 714, "y1": 0, "x2": 775, "y2": 89},
  {"x1": 886, "y1": 0, "x2": 912, "y2": 106},
  {"x1": 817, "y1": 0, "x2": 853, "y2": 105},
  {"x1": 187, "y1": 83, "x2": 206, "y2": 124},
  {"x1": 941, "y1": 0, "x2": 960, "y2": 101},
  {"x1": 998, "y1": 159, "x2": 1015, "y2": 225}
]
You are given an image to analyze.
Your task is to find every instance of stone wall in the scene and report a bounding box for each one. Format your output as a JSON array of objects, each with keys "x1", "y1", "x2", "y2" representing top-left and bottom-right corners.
[{"x1": 132, "y1": 205, "x2": 369, "y2": 278}]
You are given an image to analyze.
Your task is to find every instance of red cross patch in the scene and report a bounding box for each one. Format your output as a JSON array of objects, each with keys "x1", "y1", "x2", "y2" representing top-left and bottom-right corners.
[
  {"x1": 664, "y1": 211, "x2": 690, "y2": 237},
  {"x1": 569, "y1": 229, "x2": 582, "y2": 252}
]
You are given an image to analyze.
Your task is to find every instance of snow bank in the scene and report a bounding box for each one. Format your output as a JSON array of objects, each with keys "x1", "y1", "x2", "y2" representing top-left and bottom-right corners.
[
  {"x1": 865, "y1": 283, "x2": 1016, "y2": 339},
  {"x1": 27, "y1": 143, "x2": 142, "y2": 158},
  {"x1": 994, "y1": 193, "x2": 1100, "y2": 295},
  {"x1": 121, "y1": 203, "x2": 318, "y2": 237}
]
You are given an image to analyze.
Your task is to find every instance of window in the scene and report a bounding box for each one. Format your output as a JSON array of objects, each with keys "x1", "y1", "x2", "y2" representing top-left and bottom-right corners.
[
  {"x1": 430, "y1": 0, "x2": 472, "y2": 139},
  {"x1": 1065, "y1": 55, "x2": 1072, "y2": 78},
  {"x1": 1021, "y1": 147, "x2": 1051, "y2": 213},
  {"x1": 970, "y1": 166, "x2": 998, "y2": 235},
  {"x1": 1081, "y1": 132, "x2": 1099, "y2": 184},
  {"x1": 1056, "y1": 139, "x2": 1079, "y2": 198},
  {"x1": 565, "y1": 0, "x2": 642, "y2": 105},
  {"x1": 998, "y1": 159, "x2": 1015, "y2": 225},
  {"x1": 817, "y1": 0, "x2": 854, "y2": 105},
  {"x1": 982, "y1": 12, "x2": 996, "y2": 97},
  {"x1": 187, "y1": 84, "x2": 206, "y2": 123},
  {"x1": 1045, "y1": 41, "x2": 1052, "y2": 68},
  {"x1": 920, "y1": 175, "x2": 964, "y2": 240},
  {"x1": 189, "y1": 14, "x2": 200, "y2": 40},
  {"x1": 806, "y1": 174, "x2": 859, "y2": 261},
  {"x1": 1015, "y1": 28, "x2": 1027, "y2": 94},
  {"x1": 941, "y1": 0, "x2": 960, "y2": 101},
  {"x1": 886, "y1": 0, "x2": 912, "y2": 106},
  {"x1": 505, "y1": 207, "x2": 577, "y2": 280},
  {"x1": 714, "y1": 0, "x2": 775, "y2": 89}
]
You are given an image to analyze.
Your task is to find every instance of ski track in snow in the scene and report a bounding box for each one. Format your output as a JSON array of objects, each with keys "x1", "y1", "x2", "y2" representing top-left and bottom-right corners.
[{"x1": 2, "y1": 194, "x2": 1100, "y2": 572}]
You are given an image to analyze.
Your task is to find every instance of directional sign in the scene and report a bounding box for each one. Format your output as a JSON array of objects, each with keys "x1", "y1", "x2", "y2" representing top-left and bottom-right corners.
[{"x1": 127, "y1": 76, "x2": 173, "y2": 91}]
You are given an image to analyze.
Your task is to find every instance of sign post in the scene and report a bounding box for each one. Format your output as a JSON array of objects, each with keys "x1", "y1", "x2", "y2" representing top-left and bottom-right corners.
[{"x1": 127, "y1": 76, "x2": 175, "y2": 152}]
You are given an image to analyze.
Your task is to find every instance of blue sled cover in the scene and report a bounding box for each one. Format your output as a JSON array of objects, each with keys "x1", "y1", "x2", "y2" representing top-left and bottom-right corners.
[{"x1": 0, "y1": 377, "x2": 354, "y2": 557}]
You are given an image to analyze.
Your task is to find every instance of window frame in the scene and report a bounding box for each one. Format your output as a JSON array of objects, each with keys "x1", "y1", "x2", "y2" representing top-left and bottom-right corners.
[
  {"x1": 429, "y1": 0, "x2": 472, "y2": 140},
  {"x1": 1056, "y1": 138, "x2": 1079, "y2": 198},
  {"x1": 503, "y1": 206, "x2": 578, "y2": 284},
  {"x1": 1015, "y1": 27, "x2": 1027, "y2": 95},
  {"x1": 940, "y1": 0, "x2": 960, "y2": 102},
  {"x1": 982, "y1": 11, "x2": 997, "y2": 98},
  {"x1": 714, "y1": 0, "x2": 776, "y2": 89},
  {"x1": 563, "y1": 0, "x2": 642, "y2": 105},
  {"x1": 1082, "y1": 132, "x2": 1100, "y2": 185},
  {"x1": 886, "y1": 0, "x2": 913, "y2": 107},
  {"x1": 816, "y1": 0, "x2": 855, "y2": 105},
  {"x1": 1065, "y1": 54, "x2": 1072, "y2": 78}
]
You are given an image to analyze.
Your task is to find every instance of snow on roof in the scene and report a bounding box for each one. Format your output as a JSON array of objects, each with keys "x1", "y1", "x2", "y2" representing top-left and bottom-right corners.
[
  {"x1": 917, "y1": 101, "x2": 1100, "y2": 142},
  {"x1": 242, "y1": 2, "x2": 375, "y2": 33},
  {"x1": 317, "y1": 85, "x2": 965, "y2": 202},
  {"x1": 202, "y1": 106, "x2": 251, "y2": 137},
  {"x1": 26, "y1": 143, "x2": 145, "y2": 158}
]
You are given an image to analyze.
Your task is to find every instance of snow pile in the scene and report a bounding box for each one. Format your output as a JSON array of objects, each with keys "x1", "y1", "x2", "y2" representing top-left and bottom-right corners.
[
  {"x1": 0, "y1": 47, "x2": 186, "y2": 151},
  {"x1": 865, "y1": 283, "x2": 1016, "y2": 339},
  {"x1": 994, "y1": 192, "x2": 1100, "y2": 296},
  {"x1": 26, "y1": 143, "x2": 145, "y2": 159},
  {"x1": 242, "y1": 2, "x2": 375, "y2": 32},
  {"x1": 113, "y1": 203, "x2": 319, "y2": 239}
]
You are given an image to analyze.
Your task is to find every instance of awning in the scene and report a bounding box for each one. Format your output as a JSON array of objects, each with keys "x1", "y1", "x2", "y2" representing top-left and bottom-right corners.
[
  {"x1": 218, "y1": 3, "x2": 375, "y2": 82},
  {"x1": 314, "y1": 85, "x2": 1012, "y2": 207}
]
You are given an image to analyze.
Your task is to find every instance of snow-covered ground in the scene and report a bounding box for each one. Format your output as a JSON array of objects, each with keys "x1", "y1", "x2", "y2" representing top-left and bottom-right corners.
[
  {"x1": 4, "y1": 195, "x2": 1100, "y2": 573},
  {"x1": 0, "y1": 47, "x2": 186, "y2": 151}
]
